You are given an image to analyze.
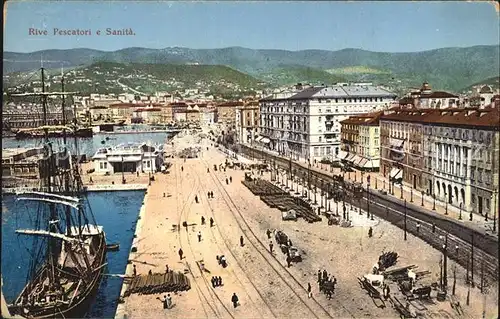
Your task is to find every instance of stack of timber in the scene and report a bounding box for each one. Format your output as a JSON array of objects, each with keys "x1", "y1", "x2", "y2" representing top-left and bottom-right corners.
[
  {"x1": 242, "y1": 179, "x2": 288, "y2": 195},
  {"x1": 124, "y1": 271, "x2": 191, "y2": 297},
  {"x1": 382, "y1": 265, "x2": 417, "y2": 281},
  {"x1": 378, "y1": 251, "x2": 399, "y2": 270}
]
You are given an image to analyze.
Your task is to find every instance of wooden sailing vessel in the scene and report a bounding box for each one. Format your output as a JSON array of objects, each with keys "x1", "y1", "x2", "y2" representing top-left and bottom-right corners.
[{"x1": 6, "y1": 68, "x2": 107, "y2": 318}]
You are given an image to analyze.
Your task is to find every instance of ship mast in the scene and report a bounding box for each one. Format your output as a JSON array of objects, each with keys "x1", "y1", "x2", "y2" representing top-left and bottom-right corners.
[{"x1": 41, "y1": 67, "x2": 59, "y2": 286}]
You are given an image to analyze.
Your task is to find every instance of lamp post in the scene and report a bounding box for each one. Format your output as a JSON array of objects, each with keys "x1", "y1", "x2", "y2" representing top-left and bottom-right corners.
[
  {"x1": 410, "y1": 187, "x2": 413, "y2": 202},
  {"x1": 404, "y1": 199, "x2": 407, "y2": 241},
  {"x1": 459, "y1": 203, "x2": 463, "y2": 220},
  {"x1": 121, "y1": 155, "x2": 125, "y2": 184},
  {"x1": 367, "y1": 175, "x2": 372, "y2": 220},
  {"x1": 439, "y1": 234, "x2": 448, "y2": 293},
  {"x1": 445, "y1": 191, "x2": 448, "y2": 215},
  {"x1": 433, "y1": 193, "x2": 436, "y2": 210},
  {"x1": 320, "y1": 179, "x2": 324, "y2": 208},
  {"x1": 421, "y1": 190, "x2": 424, "y2": 206},
  {"x1": 308, "y1": 160, "x2": 311, "y2": 201},
  {"x1": 400, "y1": 182, "x2": 403, "y2": 199}
]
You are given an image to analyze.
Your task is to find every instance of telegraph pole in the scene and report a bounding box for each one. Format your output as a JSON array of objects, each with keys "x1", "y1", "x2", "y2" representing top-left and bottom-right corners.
[{"x1": 404, "y1": 199, "x2": 407, "y2": 241}]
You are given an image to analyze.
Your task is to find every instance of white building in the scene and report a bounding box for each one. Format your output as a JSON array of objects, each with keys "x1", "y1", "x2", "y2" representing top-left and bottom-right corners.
[
  {"x1": 259, "y1": 84, "x2": 396, "y2": 162},
  {"x1": 92, "y1": 142, "x2": 164, "y2": 174}
]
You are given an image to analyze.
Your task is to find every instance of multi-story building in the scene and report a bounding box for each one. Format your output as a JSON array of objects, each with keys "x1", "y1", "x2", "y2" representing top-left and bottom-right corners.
[
  {"x1": 381, "y1": 106, "x2": 499, "y2": 217},
  {"x1": 216, "y1": 101, "x2": 243, "y2": 126},
  {"x1": 259, "y1": 84, "x2": 396, "y2": 162},
  {"x1": 402, "y1": 82, "x2": 459, "y2": 109},
  {"x1": 235, "y1": 101, "x2": 259, "y2": 144},
  {"x1": 340, "y1": 111, "x2": 383, "y2": 170}
]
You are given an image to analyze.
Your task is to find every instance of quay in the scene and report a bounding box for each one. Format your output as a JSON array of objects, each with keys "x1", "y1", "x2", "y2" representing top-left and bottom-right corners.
[
  {"x1": 96, "y1": 129, "x2": 181, "y2": 135},
  {"x1": 114, "y1": 132, "x2": 498, "y2": 319}
]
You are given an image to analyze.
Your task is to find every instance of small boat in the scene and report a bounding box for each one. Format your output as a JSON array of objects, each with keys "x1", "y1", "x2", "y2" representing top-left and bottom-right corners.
[
  {"x1": 101, "y1": 140, "x2": 106, "y2": 144},
  {"x1": 106, "y1": 243, "x2": 120, "y2": 251}
]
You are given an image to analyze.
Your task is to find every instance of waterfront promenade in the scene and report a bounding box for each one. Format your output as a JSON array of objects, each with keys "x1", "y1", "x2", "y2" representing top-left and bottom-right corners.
[{"x1": 115, "y1": 138, "x2": 498, "y2": 319}]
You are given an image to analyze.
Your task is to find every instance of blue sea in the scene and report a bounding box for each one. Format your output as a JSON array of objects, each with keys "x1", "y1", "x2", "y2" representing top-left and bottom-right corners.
[
  {"x1": 2, "y1": 130, "x2": 173, "y2": 158},
  {"x1": 1, "y1": 190, "x2": 145, "y2": 318}
]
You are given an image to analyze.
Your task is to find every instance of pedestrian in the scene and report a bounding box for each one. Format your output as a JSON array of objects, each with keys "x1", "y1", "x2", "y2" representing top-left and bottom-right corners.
[
  {"x1": 178, "y1": 248, "x2": 183, "y2": 260},
  {"x1": 183, "y1": 221, "x2": 188, "y2": 231},
  {"x1": 210, "y1": 217, "x2": 214, "y2": 227},
  {"x1": 226, "y1": 178, "x2": 229, "y2": 185},
  {"x1": 266, "y1": 229, "x2": 271, "y2": 239},
  {"x1": 195, "y1": 195, "x2": 199, "y2": 203},
  {"x1": 198, "y1": 231, "x2": 202, "y2": 242},
  {"x1": 317, "y1": 270, "x2": 322, "y2": 283},
  {"x1": 307, "y1": 283, "x2": 312, "y2": 298},
  {"x1": 157, "y1": 294, "x2": 171, "y2": 309},
  {"x1": 432, "y1": 223, "x2": 436, "y2": 233},
  {"x1": 229, "y1": 176, "x2": 232, "y2": 183},
  {"x1": 207, "y1": 191, "x2": 211, "y2": 199},
  {"x1": 210, "y1": 191, "x2": 214, "y2": 198},
  {"x1": 416, "y1": 223, "x2": 421, "y2": 234},
  {"x1": 163, "y1": 192, "x2": 165, "y2": 197},
  {"x1": 181, "y1": 166, "x2": 184, "y2": 172},
  {"x1": 149, "y1": 269, "x2": 153, "y2": 275},
  {"x1": 322, "y1": 269, "x2": 328, "y2": 282},
  {"x1": 165, "y1": 264, "x2": 169, "y2": 273},
  {"x1": 218, "y1": 276, "x2": 223, "y2": 286},
  {"x1": 201, "y1": 216, "x2": 206, "y2": 225},
  {"x1": 286, "y1": 255, "x2": 292, "y2": 268},
  {"x1": 211, "y1": 276, "x2": 216, "y2": 288},
  {"x1": 133, "y1": 264, "x2": 137, "y2": 276},
  {"x1": 368, "y1": 226, "x2": 373, "y2": 238},
  {"x1": 269, "y1": 241, "x2": 274, "y2": 254},
  {"x1": 240, "y1": 235, "x2": 244, "y2": 247},
  {"x1": 137, "y1": 171, "x2": 139, "y2": 177},
  {"x1": 287, "y1": 239, "x2": 293, "y2": 247},
  {"x1": 207, "y1": 168, "x2": 210, "y2": 173},
  {"x1": 231, "y1": 293, "x2": 239, "y2": 308}
]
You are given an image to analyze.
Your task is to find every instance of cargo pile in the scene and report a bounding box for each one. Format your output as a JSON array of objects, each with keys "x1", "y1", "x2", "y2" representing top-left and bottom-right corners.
[
  {"x1": 124, "y1": 271, "x2": 191, "y2": 296},
  {"x1": 378, "y1": 251, "x2": 399, "y2": 270}
]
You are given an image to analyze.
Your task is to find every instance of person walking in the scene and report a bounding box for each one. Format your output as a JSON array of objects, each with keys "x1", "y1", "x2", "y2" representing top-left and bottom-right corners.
[
  {"x1": 211, "y1": 276, "x2": 216, "y2": 288},
  {"x1": 181, "y1": 166, "x2": 184, "y2": 172},
  {"x1": 178, "y1": 248, "x2": 184, "y2": 260},
  {"x1": 322, "y1": 269, "x2": 328, "y2": 282},
  {"x1": 286, "y1": 255, "x2": 292, "y2": 268},
  {"x1": 207, "y1": 168, "x2": 210, "y2": 173},
  {"x1": 210, "y1": 191, "x2": 214, "y2": 198},
  {"x1": 226, "y1": 178, "x2": 229, "y2": 185},
  {"x1": 269, "y1": 241, "x2": 274, "y2": 254},
  {"x1": 210, "y1": 217, "x2": 214, "y2": 227},
  {"x1": 195, "y1": 195, "x2": 199, "y2": 203},
  {"x1": 266, "y1": 229, "x2": 272, "y2": 239},
  {"x1": 416, "y1": 223, "x2": 421, "y2": 234},
  {"x1": 231, "y1": 293, "x2": 239, "y2": 308},
  {"x1": 307, "y1": 283, "x2": 312, "y2": 298},
  {"x1": 197, "y1": 231, "x2": 202, "y2": 242},
  {"x1": 229, "y1": 176, "x2": 232, "y2": 183},
  {"x1": 207, "y1": 191, "x2": 211, "y2": 199},
  {"x1": 201, "y1": 216, "x2": 206, "y2": 225},
  {"x1": 317, "y1": 270, "x2": 322, "y2": 284},
  {"x1": 368, "y1": 226, "x2": 373, "y2": 238},
  {"x1": 218, "y1": 276, "x2": 223, "y2": 286},
  {"x1": 133, "y1": 264, "x2": 137, "y2": 277},
  {"x1": 240, "y1": 235, "x2": 244, "y2": 247}
]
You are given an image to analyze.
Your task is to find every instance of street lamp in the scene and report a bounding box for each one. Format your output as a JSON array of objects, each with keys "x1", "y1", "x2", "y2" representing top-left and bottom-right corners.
[
  {"x1": 421, "y1": 190, "x2": 424, "y2": 206},
  {"x1": 459, "y1": 203, "x2": 463, "y2": 220},
  {"x1": 444, "y1": 191, "x2": 448, "y2": 215},
  {"x1": 439, "y1": 234, "x2": 449, "y2": 294},
  {"x1": 404, "y1": 199, "x2": 407, "y2": 241},
  {"x1": 367, "y1": 175, "x2": 372, "y2": 220},
  {"x1": 433, "y1": 193, "x2": 436, "y2": 210},
  {"x1": 410, "y1": 187, "x2": 413, "y2": 202},
  {"x1": 400, "y1": 182, "x2": 403, "y2": 199}
]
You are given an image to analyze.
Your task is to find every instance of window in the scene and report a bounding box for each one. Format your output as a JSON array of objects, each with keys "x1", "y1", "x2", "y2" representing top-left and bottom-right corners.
[
  {"x1": 104, "y1": 162, "x2": 107, "y2": 169},
  {"x1": 314, "y1": 147, "x2": 319, "y2": 156},
  {"x1": 319, "y1": 117, "x2": 322, "y2": 122},
  {"x1": 100, "y1": 162, "x2": 103, "y2": 169},
  {"x1": 319, "y1": 136, "x2": 322, "y2": 142}
]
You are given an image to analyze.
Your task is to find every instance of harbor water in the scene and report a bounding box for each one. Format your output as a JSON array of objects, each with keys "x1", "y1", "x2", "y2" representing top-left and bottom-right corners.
[
  {"x1": 1, "y1": 190, "x2": 146, "y2": 318},
  {"x1": 2, "y1": 130, "x2": 174, "y2": 158}
]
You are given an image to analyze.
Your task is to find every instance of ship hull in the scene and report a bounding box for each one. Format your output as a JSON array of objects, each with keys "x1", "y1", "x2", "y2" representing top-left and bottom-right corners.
[
  {"x1": 15, "y1": 128, "x2": 93, "y2": 140},
  {"x1": 8, "y1": 233, "x2": 107, "y2": 319}
]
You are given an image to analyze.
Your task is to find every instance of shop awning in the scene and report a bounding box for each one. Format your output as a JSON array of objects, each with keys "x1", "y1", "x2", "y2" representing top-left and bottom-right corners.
[
  {"x1": 358, "y1": 158, "x2": 369, "y2": 168},
  {"x1": 345, "y1": 154, "x2": 356, "y2": 162},
  {"x1": 261, "y1": 137, "x2": 271, "y2": 144},
  {"x1": 390, "y1": 168, "x2": 402, "y2": 180},
  {"x1": 337, "y1": 150, "x2": 347, "y2": 160},
  {"x1": 351, "y1": 155, "x2": 362, "y2": 164}
]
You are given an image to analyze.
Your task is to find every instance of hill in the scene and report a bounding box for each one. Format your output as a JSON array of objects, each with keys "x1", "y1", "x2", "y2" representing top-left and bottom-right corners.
[
  {"x1": 260, "y1": 65, "x2": 346, "y2": 86},
  {"x1": 4, "y1": 45, "x2": 499, "y2": 92},
  {"x1": 3, "y1": 61, "x2": 264, "y2": 97},
  {"x1": 459, "y1": 76, "x2": 500, "y2": 94}
]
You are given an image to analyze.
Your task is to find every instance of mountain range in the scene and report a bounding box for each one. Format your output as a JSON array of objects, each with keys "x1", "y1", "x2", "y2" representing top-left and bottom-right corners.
[{"x1": 4, "y1": 45, "x2": 499, "y2": 92}]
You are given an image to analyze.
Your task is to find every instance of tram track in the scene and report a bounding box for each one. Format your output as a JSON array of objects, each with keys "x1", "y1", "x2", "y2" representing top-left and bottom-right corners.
[
  {"x1": 201, "y1": 156, "x2": 344, "y2": 319},
  {"x1": 241, "y1": 145, "x2": 499, "y2": 284}
]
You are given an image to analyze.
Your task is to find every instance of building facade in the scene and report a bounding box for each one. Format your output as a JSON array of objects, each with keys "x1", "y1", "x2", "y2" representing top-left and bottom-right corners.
[
  {"x1": 235, "y1": 101, "x2": 260, "y2": 144},
  {"x1": 260, "y1": 84, "x2": 396, "y2": 162},
  {"x1": 92, "y1": 142, "x2": 164, "y2": 174},
  {"x1": 216, "y1": 101, "x2": 243, "y2": 126},
  {"x1": 340, "y1": 111, "x2": 382, "y2": 170},
  {"x1": 381, "y1": 106, "x2": 500, "y2": 217}
]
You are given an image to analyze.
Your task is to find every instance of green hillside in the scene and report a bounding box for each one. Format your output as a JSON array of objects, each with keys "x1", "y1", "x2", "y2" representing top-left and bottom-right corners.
[
  {"x1": 459, "y1": 76, "x2": 500, "y2": 93},
  {"x1": 326, "y1": 65, "x2": 390, "y2": 75},
  {"x1": 260, "y1": 66, "x2": 346, "y2": 86}
]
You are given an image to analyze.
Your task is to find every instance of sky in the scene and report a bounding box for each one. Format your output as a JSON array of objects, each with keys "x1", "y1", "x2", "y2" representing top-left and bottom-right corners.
[{"x1": 4, "y1": 1, "x2": 500, "y2": 53}]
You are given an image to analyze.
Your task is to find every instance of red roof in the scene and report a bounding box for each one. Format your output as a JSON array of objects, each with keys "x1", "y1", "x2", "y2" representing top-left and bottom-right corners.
[
  {"x1": 420, "y1": 91, "x2": 458, "y2": 99},
  {"x1": 134, "y1": 108, "x2": 162, "y2": 112},
  {"x1": 111, "y1": 103, "x2": 164, "y2": 108}
]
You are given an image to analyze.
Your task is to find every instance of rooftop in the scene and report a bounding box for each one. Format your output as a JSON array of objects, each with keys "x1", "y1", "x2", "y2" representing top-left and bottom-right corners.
[{"x1": 340, "y1": 111, "x2": 383, "y2": 126}]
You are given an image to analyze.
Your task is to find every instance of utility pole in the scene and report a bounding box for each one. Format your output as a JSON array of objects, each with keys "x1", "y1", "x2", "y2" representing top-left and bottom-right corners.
[
  {"x1": 471, "y1": 232, "x2": 475, "y2": 287},
  {"x1": 404, "y1": 199, "x2": 407, "y2": 241},
  {"x1": 443, "y1": 234, "x2": 448, "y2": 292}
]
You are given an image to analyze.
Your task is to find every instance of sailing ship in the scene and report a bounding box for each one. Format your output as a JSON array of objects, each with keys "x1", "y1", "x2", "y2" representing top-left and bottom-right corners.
[{"x1": 6, "y1": 68, "x2": 107, "y2": 318}]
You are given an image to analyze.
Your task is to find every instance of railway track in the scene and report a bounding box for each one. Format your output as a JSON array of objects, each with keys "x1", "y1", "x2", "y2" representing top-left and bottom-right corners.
[
  {"x1": 202, "y1": 157, "x2": 349, "y2": 319},
  {"x1": 239, "y1": 145, "x2": 499, "y2": 284}
]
